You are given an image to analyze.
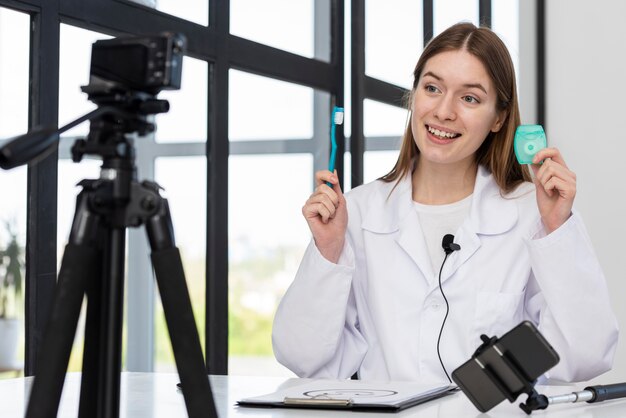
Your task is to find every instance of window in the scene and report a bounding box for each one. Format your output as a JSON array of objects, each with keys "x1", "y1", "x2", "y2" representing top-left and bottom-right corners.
[
  {"x1": 362, "y1": 100, "x2": 405, "y2": 187},
  {"x1": 228, "y1": 154, "x2": 310, "y2": 376},
  {"x1": 228, "y1": 70, "x2": 324, "y2": 376},
  {"x1": 492, "y1": 0, "x2": 520, "y2": 88},
  {"x1": 365, "y1": 0, "x2": 423, "y2": 89},
  {"x1": 154, "y1": 157, "x2": 207, "y2": 371},
  {"x1": 229, "y1": 70, "x2": 314, "y2": 141},
  {"x1": 230, "y1": 0, "x2": 321, "y2": 60},
  {"x1": 126, "y1": 0, "x2": 208, "y2": 26},
  {"x1": 434, "y1": 0, "x2": 479, "y2": 35},
  {"x1": 0, "y1": 7, "x2": 30, "y2": 378},
  {"x1": 155, "y1": 57, "x2": 208, "y2": 144}
]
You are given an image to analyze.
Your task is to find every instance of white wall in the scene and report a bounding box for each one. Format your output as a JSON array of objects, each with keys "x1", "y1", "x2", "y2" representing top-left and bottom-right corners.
[{"x1": 545, "y1": 0, "x2": 626, "y2": 383}]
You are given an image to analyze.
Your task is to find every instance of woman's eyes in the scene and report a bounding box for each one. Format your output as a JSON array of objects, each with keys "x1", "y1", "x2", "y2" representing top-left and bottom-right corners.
[
  {"x1": 424, "y1": 85, "x2": 480, "y2": 104},
  {"x1": 462, "y1": 95, "x2": 480, "y2": 104}
]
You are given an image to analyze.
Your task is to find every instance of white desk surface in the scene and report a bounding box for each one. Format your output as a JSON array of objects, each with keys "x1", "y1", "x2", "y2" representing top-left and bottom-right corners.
[{"x1": 1, "y1": 372, "x2": 625, "y2": 417}]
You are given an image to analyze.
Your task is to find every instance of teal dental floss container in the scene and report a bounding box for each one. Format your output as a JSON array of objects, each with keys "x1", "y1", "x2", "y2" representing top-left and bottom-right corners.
[{"x1": 514, "y1": 124, "x2": 547, "y2": 164}]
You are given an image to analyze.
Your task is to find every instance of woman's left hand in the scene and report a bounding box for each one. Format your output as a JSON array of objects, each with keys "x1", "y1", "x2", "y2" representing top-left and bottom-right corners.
[{"x1": 531, "y1": 147, "x2": 576, "y2": 234}]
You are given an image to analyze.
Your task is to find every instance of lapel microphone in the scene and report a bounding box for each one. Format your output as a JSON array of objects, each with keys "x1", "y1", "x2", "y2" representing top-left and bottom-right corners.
[
  {"x1": 437, "y1": 234, "x2": 461, "y2": 383},
  {"x1": 442, "y1": 234, "x2": 461, "y2": 254}
]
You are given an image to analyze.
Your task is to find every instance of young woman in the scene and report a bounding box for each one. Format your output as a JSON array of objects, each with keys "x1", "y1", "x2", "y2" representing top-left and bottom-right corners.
[{"x1": 272, "y1": 23, "x2": 618, "y2": 383}]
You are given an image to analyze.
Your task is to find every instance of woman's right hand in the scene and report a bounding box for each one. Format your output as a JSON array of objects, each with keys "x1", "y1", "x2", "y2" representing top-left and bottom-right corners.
[{"x1": 302, "y1": 170, "x2": 348, "y2": 263}]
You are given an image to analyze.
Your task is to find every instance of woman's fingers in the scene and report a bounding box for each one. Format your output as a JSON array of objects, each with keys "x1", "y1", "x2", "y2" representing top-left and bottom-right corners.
[
  {"x1": 530, "y1": 147, "x2": 577, "y2": 233},
  {"x1": 315, "y1": 170, "x2": 344, "y2": 196},
  {"x1": 532, "y1": 147, "x2": 568, "y2": 168},
  {"x1": 303, "y1": 190, "x2": 339, "y2": 223},
  {"x1": 532, "y1": 155, "x2": 576, "y2": 196},
  {"x1": 315, "y1": 170, "x2": 338, "y2": 187},
  {"x1": 542, "y1": 175, "x2": 576, "y2": 199}
]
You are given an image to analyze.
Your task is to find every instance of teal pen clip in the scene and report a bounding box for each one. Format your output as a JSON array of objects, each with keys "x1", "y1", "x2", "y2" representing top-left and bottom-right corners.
[{"x1": 326, "y1": 106, "x2": 344, "y2": 188}]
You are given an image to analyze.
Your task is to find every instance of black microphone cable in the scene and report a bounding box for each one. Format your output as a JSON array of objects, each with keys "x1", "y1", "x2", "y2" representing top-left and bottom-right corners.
[{"x1": 436, "y1": 234, "x2": 461, "y2": 383}]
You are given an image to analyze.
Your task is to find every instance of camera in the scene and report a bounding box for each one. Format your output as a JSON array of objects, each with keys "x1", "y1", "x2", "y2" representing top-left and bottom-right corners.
[{"x1": 83, "y1": 32, "x2": 186, "y2": 97}]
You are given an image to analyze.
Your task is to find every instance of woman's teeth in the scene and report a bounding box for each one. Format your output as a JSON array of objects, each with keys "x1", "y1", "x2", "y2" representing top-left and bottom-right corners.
[{"x1": 428, "y1": 126, "x2": 460, "y2": 139}]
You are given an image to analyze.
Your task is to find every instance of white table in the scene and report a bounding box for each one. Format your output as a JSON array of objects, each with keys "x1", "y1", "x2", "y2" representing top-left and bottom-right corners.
[{"x1": 1, "y1": 372, "x2": 625, "y2": 417}]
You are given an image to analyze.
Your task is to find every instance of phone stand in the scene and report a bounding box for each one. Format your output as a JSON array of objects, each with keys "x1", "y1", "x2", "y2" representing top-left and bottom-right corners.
[
  {"x1": 453, "y1": 322, "x2": 626, "y2": 415},
  {"x1": 451, "y1": 321, "x2": 559, "y2": 414}
]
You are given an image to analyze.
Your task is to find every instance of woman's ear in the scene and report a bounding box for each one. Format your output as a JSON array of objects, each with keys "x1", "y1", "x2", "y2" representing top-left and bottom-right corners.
[{"x1": 491, "y1": 110, "x2": 507, "y2": 133}]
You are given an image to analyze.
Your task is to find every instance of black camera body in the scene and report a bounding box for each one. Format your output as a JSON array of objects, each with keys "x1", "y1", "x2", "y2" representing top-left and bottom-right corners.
[{"x1": 85, "y1": 32, "x2": 186, "y2": 96}]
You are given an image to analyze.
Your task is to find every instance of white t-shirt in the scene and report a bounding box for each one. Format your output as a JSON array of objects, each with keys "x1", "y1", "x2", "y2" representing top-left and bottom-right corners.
[{"x1": 413, "y1": 194, "x2": 472, "y2": 276}]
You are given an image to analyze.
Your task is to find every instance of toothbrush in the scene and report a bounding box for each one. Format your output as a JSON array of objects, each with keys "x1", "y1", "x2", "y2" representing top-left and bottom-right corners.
[{"x1": 326, "y1": 106, "x2": 344, "y2": 188}]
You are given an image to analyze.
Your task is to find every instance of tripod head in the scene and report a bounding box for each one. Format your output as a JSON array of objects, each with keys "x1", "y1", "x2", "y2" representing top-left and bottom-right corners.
[{"x1": 0, "y1": 32, "x2": 186, "y2": 171}]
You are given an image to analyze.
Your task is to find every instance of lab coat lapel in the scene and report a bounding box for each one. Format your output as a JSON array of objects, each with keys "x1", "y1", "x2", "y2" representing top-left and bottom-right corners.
[
  {"x1": 440, "y1": 166, "x2": 519, "y2": 284},
  {"x1": 359, "y1": 167, "x2": 519, "y2": 286},
  {"x1": 396, "y1": 209, "x2": 435, "y2": 282},
  {"x1": 360, "y1": 175, "x2": 435, "y2": 283}
]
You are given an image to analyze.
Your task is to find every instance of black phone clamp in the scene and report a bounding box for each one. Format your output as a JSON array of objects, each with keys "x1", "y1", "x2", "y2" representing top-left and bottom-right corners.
[
  {"x1": 452, "y1": 321, "x2": 626, "y2": 415},
  {"x1": 452, "y1": 321, "x2": 559, "y2": 414},
  {"x1": 471, "y1": 333, "x2": 550, "y2": 414},
  {"x1": 520, "y1": 389, "x2": 550, "y2": 414}
]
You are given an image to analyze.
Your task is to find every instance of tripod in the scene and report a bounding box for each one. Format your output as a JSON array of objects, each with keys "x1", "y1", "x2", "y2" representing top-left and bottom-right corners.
[{"x1": 16, "y1": 101, "x2": 217, "y2": 418}]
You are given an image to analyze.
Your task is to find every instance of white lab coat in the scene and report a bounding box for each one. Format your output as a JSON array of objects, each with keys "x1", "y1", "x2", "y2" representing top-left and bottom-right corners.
[{"x1": 272, "y1": 166, "x2": 618, "y2": 383}]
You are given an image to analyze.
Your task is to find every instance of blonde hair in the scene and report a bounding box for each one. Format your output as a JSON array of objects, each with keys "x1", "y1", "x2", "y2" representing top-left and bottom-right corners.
[{"x1": 381, "y1": 22, "x2": 531, "y2": 193}]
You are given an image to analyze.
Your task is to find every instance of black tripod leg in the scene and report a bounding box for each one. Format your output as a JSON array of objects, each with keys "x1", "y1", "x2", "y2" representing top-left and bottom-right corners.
[
  {"x1": 25, "y1": 242, "x2": 100, "y2": 418},
  {"x1": 78, "y1": 237, "x2": 104, "y2": 418},
  {"x1": 26, "y1": 188, "x2": 105, "y2": 418},
  {"x1": 81, "y1": 226, "x2": 126, "y2": 418},
  {"x1": 146, "y1": 199, "x2": 218, "y2": 418}
]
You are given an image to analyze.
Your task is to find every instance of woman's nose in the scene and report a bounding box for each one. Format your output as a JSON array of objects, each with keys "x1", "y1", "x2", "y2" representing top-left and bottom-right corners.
[{"x1": 433, "y1": 95, "x2": 456, "y2": 121}]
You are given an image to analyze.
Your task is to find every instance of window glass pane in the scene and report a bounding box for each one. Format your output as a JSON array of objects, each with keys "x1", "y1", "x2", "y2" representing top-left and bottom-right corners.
[
  {"x1": 344, "y1": 0, "x2": 352, "y2": 138},
  {"x1": 365, "y1": 0, "x2": 423, "y2": 88},
  {"x1": 154, "y1": 157, "x2": 206, "y2": 371},
  {"x1": 228, "y1": 154, "x2": 310, "y2": 377},
  {"x1": 59, "y1": 25, "x2": 111, "y2": 138},
  {"x1": 155, "y1": 0, "x2": 208, "y2": 27},
  {"x1": 229, "y1": 70, "x2": 313, "y2": 141},
  {"x1": 155, "y1": 57, "x2": 207, "y2": 143},
  {"x1": 0, "y1": 166, "x2": 27, "y2": 378},
  {"x1": 364, "y1": 99, "x2": 408, "y2": 138},
  {"x1": 230, "y1": 0, "x2": 318, "y2": 60},
  {"x1": 0, "y1": 9, "x2": 29, "y2": 139},
  {"x1": 364, "y1": 150, "x2": 399, "y2": 184},
  {"x1": 492, "y1": 0, "x2": 520, "y2": 89},
  {"x1": 433, "y1": 0, "x2": 478, "y2": 36},
  {"x1": 343, "y1": 151, "x2": 352, "y2": 192},
  {"x1": 0, "y1": 7, "x2": 29, "y2": 378},
  {"x1": 363, "y1": 99, "x2": 404, "y2": 189}
]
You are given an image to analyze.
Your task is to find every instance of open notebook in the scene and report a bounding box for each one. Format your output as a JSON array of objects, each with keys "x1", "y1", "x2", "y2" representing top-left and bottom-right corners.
[{"x1": 238, "y1": 379, "x2": 459, "y2": 412}]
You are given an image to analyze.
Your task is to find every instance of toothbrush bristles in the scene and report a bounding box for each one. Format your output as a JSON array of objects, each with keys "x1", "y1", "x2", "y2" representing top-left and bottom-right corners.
[{"x1": 334, "y1": 110, "x2": 344, "y2": 125}]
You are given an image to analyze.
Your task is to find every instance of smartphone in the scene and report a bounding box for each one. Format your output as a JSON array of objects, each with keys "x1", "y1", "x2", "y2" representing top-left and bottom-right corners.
[{"x1": 451, "y1": 321, "x2": 559, "y2": 413}]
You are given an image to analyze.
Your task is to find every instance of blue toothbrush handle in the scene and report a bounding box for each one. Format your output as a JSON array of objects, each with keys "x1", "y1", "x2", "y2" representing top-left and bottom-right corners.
[
  {"x1": 326, "y1": 126, "x2": 337, "y2": 188},
  {"x1": 326, "y1": 149, "x2": 336, "y2": 188}
]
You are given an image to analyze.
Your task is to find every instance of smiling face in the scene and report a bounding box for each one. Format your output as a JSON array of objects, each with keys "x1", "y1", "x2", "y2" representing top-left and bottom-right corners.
[{"x1": 411, "y1": 49, "x2": 505, "y2": 170}]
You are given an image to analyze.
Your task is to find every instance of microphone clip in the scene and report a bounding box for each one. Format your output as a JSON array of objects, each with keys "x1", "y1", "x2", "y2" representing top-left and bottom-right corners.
[{"x1": 442, "y1": 234, "x2": 461, "y2": 255}]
